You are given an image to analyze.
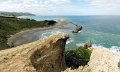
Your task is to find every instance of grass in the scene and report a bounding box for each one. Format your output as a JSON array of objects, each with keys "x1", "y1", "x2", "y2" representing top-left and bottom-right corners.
[{"x1": 0, "y1": 16, "x2": 56, "y2": 50}]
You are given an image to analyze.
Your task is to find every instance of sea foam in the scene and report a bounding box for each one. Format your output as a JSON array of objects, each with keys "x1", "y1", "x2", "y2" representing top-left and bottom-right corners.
[
  {"x1": 66, "y1": 38, "x2": 74, "y2": 44},
  {"x1": 39, "y1": 30, "x2": 64, "y2": 39},
  {"x1": 76, "y1": 43, "x2": 120, "y2": 55},
  {"x1": 92, "y1": 44, "x2": 120, "y2": 55}
]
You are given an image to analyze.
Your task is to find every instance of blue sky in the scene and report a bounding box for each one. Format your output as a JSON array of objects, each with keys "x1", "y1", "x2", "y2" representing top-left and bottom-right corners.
[{"x1": 0, "y1": 0, "x2": 120, "y2": 15}]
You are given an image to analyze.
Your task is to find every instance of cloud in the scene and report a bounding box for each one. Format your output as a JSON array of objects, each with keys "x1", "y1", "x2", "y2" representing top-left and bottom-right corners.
[
  {"x1": 89, "y1": 0, "x2": 120, "y2": 14},
  {"x1": 51, "y1": 0, "x2": 70, "y2": 5},
  {"x1": 90, "y1": 0, "x2": 120, "y2": 7},
  {"x1": 0, "y1": 0, "x2": 120, "y2": 15},
  {"x1": 0, "y1": 0, "x2": 8, "y2": 2},
  {"x1": 0, "y1": 0, "x2": 71, "y2": 14}
]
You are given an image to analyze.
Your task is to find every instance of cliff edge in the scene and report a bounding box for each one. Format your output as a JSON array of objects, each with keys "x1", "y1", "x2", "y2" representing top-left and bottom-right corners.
[
  {"x1": 0, "y1": 32, "x2": 69, "y2": 72},
  {"x1": 88, "y1": 48, "x2": 120, "y2": 72},
  {"x1": 1, "y1": 32, "x2": 120, "y2": 72},
  {"x1": 63, "y1": 48, "x2": 120, "y2": 72}
]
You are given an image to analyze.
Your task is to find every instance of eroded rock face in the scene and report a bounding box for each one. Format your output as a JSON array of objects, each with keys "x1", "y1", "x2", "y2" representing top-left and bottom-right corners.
[{"x1": 0, "y1": 32, "x2": 69, "y2": 72}]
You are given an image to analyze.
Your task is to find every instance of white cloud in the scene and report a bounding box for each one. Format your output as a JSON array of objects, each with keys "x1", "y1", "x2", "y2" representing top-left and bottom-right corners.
[
  {"x1": 86, "y1": 0, "x2": 120, "y2": 15},
  {"x1": 51, "y1": 0, "x2": 70, "y2": 5},
  {"x1": 0, "y1": 0, "x2": 8, "y2": 2},
  {"x1": 0, "y1": 0, "x2": 120, "y2": 15},
  {"x1": 89, "y1": 0, "x2": 120, "y2": 14},
  {"x1": 0, "y1": 0, "x2": 71, "y2": 15}
]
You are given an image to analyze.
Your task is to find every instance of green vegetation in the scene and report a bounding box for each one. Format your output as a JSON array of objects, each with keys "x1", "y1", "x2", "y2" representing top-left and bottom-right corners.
[
  {"x1": 65, "y1": 47, "x2": 92, "y2": 69},
  {"x1": 0, "y1": 16, "x2": 56, "y2": 50},
  {"x1": 0, "y1": 11, "x2": 35, "y2": 17}
]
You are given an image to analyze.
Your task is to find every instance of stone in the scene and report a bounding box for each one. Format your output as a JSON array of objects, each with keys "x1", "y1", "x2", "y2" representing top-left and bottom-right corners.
[{"x1": 83, "y1": 40, "x2": 92, "y2": 48}]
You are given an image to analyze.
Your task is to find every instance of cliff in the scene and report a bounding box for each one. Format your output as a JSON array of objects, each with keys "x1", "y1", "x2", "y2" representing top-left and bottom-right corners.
[
  {"x1": 0, "y1": 32, "x2": 69, "y2": 72},
  {"x1": 1, "y1": 32, "x2": 120, "y2": 72},
  {"x1": 88, "y1": 48, "x2": 120, "y2": 72},
  {"x1": 63, "y1": 48, "x2": 120, "y2": 72}
]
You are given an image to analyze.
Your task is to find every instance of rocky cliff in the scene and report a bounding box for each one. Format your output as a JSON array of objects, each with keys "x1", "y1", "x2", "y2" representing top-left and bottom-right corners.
[
  {"x1": 63, "y1": 48, "x2": 120, "y2": 72},
  {"x1": 88, "y1": 48, "x2": 120, "y2": 72},
  {"x1": 0, "y1": 32, "x2": 69, "y2": 72},
  {"x1": 1, "y1": 32, "x2": 120, "y2": 72}
]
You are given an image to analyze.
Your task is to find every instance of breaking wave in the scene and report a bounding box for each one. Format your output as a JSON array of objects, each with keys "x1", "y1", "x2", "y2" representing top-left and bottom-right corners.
[
  {"x1": 66, "y1": 38, "x2": 74, "y2": 44},
  {"x1": 39, "y1": 31, "x2": 62, "y2": 39},
  {"x1": 91, "y1": 44, "x2": 120, "y2": 55},
  {"x1": 76, "y1": 43, "x2": 120, "y2": 55}
]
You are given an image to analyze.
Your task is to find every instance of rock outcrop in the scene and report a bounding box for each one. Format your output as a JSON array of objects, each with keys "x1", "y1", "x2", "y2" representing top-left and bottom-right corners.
[
  {"x1": 63, "y1": 48, "x2": 120, "y2": 72},
  {"x1": 87, "y1": 48, "x2": 120, "y2": 72},
  {"x1": 0, "y1": 32, "x2": 69, "y2": 72},
  {"x1": 83, "y1": 40, "x2": 92, "y2": 48},
  {"x1": 80, "y1": 40, "x2": 92, "y2": 49}
]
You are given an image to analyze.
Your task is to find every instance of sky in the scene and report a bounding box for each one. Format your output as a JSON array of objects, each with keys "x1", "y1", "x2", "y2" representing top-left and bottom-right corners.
[{"x1": 0, "y1": 0, "x2": 120, "y2": 15}]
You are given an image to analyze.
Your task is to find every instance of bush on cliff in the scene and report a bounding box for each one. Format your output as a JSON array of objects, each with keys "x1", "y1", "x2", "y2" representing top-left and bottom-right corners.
[{"x1": 65, "y1": 47, "x2": 92, "y2": 69}]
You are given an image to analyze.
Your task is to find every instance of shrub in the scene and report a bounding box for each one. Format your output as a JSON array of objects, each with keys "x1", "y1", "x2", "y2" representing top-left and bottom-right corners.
[{"x1": 65, "y1": 47, "x2": 92, "y2": 69}]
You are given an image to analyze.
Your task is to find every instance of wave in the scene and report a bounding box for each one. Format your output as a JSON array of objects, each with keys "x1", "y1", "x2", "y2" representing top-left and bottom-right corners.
[
  {"x1": 39, "y1": 30, "x2": 64, "y2": 39},
  {"x1": 39, "y1": 30, "x2": 75, "y2": 45},
  {"x1": 76, "y1": 43, "x2": 84, "y2": 47},
  {"x1": 91, "y1": 44, "x2": 120, "y2": 55},
  {"x1": 108, "y1": 46, "x2": 120, "y2": 54},
  {"x1": 66, "y1": 38, "x2": 74, "y2": 44},
  {"x1": 39, "y1": 30, "x2": 120, "y2": 55},
  {"x1": 76, "y1": 43, "x2": 120, "y2": 55}
]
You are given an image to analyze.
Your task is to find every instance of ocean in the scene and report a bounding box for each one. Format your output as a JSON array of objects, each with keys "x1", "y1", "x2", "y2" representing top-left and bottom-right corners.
[{"x1": 20, "y1": 15, "x2": 120, "y2": 54}]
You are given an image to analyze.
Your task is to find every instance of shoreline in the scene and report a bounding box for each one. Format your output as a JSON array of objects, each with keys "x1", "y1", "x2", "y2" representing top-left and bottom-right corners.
[{"x1": 7, "y1": 21, "x2": 68, "y2": 47}]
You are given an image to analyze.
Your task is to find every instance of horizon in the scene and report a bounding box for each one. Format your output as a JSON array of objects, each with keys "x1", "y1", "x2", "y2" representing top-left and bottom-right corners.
[{"x1": 0, "y1": 0, "x2": 120, "y2": 15}]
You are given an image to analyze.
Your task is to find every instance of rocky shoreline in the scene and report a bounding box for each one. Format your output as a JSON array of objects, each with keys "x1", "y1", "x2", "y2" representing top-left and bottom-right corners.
[{"x1": 1, "y1": 32, "x2": 120, "y2": 72}]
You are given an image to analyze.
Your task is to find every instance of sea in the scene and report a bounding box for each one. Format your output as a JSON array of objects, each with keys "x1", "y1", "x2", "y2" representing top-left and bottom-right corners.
[{"x1": 20, "y1": 15, "x2": 120, "y2": 54}]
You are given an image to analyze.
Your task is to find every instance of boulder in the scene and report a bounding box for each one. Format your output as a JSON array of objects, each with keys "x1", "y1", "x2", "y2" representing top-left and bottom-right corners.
[
  {"x1": 0, "y1": 32, "x2": 69, "y2": 72},
  {"x1": 83, "y1": 40, "x2": 92, "y2": 48}
]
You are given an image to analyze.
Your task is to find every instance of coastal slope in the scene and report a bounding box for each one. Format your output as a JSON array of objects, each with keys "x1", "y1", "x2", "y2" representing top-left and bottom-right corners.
[
  {"x1": 0, "y1": 32, "x2": 120, "y2": 72},
  {"x1": 0, "y1": 16, "x2": 56, "y2": 49},
  {"x1": 64, "y1": 48, "x2": 120, "y2": 72},
  {"x1": 0, "y1": 32, "x2": 69, "y2": 72},
  {"x1": 88, "y1": 48, "x2": 120, "y2": 72}
]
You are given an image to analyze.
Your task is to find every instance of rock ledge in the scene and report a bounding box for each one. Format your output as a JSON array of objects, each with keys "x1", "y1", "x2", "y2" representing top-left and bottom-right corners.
[{"x1": 0, "y1": 32, "x2": 69, "y2": 72}]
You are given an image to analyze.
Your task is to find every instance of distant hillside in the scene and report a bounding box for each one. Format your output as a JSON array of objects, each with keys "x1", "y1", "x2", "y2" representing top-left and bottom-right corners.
[
  {"x1": 0, "y1": 16, "x2": 56, "y2": 50},
  {"x1": 0, "y1": 11, "x2": 35, "y2": 17}
]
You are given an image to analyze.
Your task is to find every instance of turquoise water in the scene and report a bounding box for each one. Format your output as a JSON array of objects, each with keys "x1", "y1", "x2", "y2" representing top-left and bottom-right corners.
[{"x1": 20, "y1": 15, "x2": 120, "y2": 52}]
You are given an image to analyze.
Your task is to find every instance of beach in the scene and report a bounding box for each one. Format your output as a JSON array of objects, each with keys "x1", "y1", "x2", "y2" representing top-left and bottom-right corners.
[
  {"x1": 7, "y1": 19, "x2": 69, "y2": 47},
  {"x1": 7, "y1": 16, "x2": 120, "y2": 54}
]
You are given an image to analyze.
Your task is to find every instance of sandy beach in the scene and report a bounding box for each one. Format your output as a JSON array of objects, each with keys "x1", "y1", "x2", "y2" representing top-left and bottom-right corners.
[{"x1": 7, "y1": 19, "x2": 69, "y2": 47}]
